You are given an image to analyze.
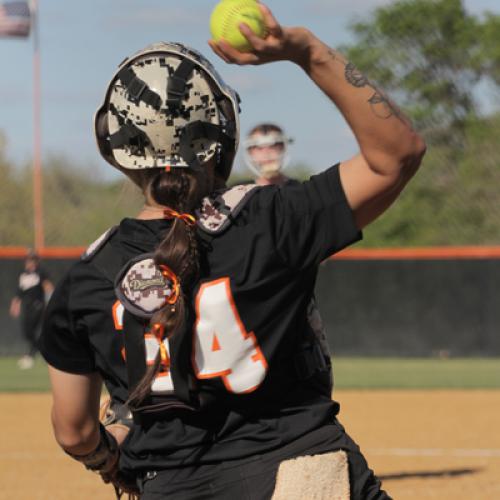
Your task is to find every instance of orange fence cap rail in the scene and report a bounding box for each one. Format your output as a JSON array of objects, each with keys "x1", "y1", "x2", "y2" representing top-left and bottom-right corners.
[
  {"x1": 332, "y1": 246, "x2": 500, "y2": 260},
  {"x1": 0, "y1": 246, "x2": 85, "y2": 259},
  {"x1": 2, "y1": 246, "x2": 500, "y2": 260}
]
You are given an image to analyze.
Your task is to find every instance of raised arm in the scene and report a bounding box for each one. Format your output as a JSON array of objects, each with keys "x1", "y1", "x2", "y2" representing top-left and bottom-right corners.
[
  {"x1": 298, "y1": 36, "x2": 425, "y2": 228},
  {"x1": 209, "y1": 3, "x2": 426, "y2": 229}
]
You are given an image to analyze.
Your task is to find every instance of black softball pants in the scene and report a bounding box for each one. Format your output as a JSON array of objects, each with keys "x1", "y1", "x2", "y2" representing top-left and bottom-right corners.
[{"x1": 138, "y1": 421, "x2": 391, "y2": 500}]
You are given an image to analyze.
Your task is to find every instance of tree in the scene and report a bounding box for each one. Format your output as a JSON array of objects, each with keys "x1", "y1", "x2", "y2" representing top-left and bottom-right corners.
[
  {"x1": 479, "y1": 13, "x2": 500, "y2": 87},
  {"x1": 360, "y1": 112, "x2": 500, "y2": 247},
  {"x1": 336, "y1": 0, "x2": 500, "y2": 247},
  {"x1": 340, "y1": 0, "x2": 500, "y2": 143}
]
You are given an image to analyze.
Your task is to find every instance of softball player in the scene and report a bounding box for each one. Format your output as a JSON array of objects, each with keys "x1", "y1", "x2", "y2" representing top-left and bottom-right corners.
[
  {"x1": 10, "y1": 251, "x2": 53, "y2": 369},
  {"x1": 39, "y1": 4, "x2": 425, "y2": 499},
  {"x1": 244, "y1": 123, "x2": 294, "y2": 186}
]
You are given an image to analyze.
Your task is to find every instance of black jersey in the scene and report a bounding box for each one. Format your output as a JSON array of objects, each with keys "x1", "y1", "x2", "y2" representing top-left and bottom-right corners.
[
  {"x1": 16, "y1": 267, "x2": 48, "y2": 305},
  {"x1": 39, "y1": 164, "x2": 361, "y2": 472}
]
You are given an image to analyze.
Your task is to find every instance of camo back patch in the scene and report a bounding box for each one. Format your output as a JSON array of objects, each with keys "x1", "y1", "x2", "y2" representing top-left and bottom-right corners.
[
  {"x1": 196, "y1": 184, "x2": 259, "y2": 234},
  {"x1": 115, "y1": 253, "x2": 174, "y2": 319}
]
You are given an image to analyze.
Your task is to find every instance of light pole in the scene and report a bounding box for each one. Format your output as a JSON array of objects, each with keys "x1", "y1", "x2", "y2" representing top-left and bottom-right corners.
[{"x1": 31, "y1": 0, "x2": 44, "y2": 250}]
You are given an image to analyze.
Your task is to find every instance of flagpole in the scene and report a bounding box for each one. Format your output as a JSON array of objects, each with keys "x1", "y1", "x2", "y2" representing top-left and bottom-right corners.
[{"x1": 31, "y1": 0, "x2": 44, "y2": 250}]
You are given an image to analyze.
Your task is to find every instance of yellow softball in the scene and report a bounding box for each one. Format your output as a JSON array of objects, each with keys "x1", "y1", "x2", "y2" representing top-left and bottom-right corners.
[{"x1": 210, "y1": 0, "x2": 267, "y2": 53}]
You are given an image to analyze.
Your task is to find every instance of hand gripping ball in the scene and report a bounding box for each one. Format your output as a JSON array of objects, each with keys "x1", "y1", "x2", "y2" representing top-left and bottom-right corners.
[{"x1": 210, "y1": 0, "x2": 267, "y2": 52}]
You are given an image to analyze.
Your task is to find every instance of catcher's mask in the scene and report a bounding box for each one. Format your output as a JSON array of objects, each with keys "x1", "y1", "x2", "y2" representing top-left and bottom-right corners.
[
  {"x1": 243, "y1": 128, "x2": 293, "y2": 179},
  {"x1": 94, "y1": 42, "x2": 241, "y2": 181}
]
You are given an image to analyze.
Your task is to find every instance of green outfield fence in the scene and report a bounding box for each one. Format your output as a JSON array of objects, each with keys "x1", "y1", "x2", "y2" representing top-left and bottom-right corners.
[{"x1": 2, "y1": 246, "x2": 500, "y2": 357}]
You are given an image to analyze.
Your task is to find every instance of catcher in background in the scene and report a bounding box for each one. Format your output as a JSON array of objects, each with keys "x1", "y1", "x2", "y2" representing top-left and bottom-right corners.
[
  {"x1": 39, "y1": 3, "x2": 425, "y2": 499},
  {"x1": 244, "y1": 123, "x2": 295, "y2": 186},
  {"x1": 10, "y1": 251, "x2": 53, "y2": 369}
]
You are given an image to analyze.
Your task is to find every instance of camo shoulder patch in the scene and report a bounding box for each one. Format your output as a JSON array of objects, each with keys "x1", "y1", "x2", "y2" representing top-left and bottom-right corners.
[
  {"x1": 196, "y1": 184, "x2": 260, "y2": 234},
  {"x1": 81, "y1": 226, "x2": 119, "y2": 261},
  {"x1": 115, "y1": 253, "x2": 174, "y2": 319}
]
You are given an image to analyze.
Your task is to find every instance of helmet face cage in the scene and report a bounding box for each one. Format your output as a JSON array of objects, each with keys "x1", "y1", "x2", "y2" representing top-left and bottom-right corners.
[
  {"x1": 243, "y1": 130, "x2": 292, "y2": 179},
  {"x1": 94, "y1": 42, "x2": 240, "y2": 181}
]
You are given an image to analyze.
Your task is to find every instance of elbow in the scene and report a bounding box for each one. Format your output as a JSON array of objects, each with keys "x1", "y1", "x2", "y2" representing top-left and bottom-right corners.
[
  {"x1": 51, "y1": 410, "x2": 99, "y2": 454},
  {"x1": 404, "y1": 132, "x2": 427, "y2": 172},
  {"x1": 366, "y1": 130, "x2": 427, "y2": 179}
]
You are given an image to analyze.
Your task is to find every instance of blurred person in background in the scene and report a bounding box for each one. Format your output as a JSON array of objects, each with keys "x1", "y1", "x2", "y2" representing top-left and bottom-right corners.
[
  {"x1": 10, "y1": 251, "x2": 53, "y2": 369},
  {"x1": 244, "y1": 123, "x2": 295, "y2": 186}
]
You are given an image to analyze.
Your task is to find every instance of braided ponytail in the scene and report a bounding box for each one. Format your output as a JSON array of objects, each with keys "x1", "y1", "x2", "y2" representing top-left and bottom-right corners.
[{"x1": 127, "y1": 168, "x2": 211, "y2": 409}]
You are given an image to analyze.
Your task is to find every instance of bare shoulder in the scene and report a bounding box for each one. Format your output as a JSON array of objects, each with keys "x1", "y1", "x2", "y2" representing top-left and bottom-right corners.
[
  {"x1": 339, "y1": 152, "x2": 422, "y2": 230},
  {"x1": 339, "y1": 154, "x2": 400, "y2": 207}
]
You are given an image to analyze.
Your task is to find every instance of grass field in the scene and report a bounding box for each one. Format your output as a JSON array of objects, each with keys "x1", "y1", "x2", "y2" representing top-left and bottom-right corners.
[
  {"x1": 1, "y1": 356, "x2": 499, "y2": 392},
  {"x1": 333, "y1": 357, "x2": 500, "y2": 389}
]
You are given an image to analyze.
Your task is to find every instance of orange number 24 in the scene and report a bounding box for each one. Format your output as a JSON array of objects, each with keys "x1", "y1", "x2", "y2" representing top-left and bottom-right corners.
[{"x1": 192, "y1": 278, "x2": 268, "y2": 394}]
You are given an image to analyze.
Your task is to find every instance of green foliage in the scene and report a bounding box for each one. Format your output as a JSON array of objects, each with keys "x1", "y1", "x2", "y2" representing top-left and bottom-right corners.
[
  {"x1": 286, "y1": 163, "x2": 315, "y2": 181},
  {"x1": 335, "y1": 0, "x2": 500, "y2": 247},
  {"x1": 42, "y1": 155, "x2": 143, "y2": 246},
  {"x1": 4, "y1": 125, "x2": 500, "y2": 248},
  {"x1": 1, "y1": 0, "x2": 499, "y2": 248},
  {"x1": 227, "y1": 162, "x2": 313, "y2": 186},
  {"x1": 0, "y1": 154, "x2": 143, "y2": 247},
  {"x1": 479, "y1": 13, "x2": 500, "y2": 86},
  {"x1": 341, "y1": 0, "x2": 500, "y2": 139},
  {"x1": 361, "y1": 113, "x2": 500, "y2": 246}
]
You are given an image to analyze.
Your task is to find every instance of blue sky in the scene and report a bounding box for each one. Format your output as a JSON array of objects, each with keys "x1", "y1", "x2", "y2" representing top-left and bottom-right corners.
[{"x1": 0, "y1": 0, "x2": 498, "y2": 180}]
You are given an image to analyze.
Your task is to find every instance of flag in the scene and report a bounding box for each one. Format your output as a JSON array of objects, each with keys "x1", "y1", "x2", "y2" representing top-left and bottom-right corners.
[{"x1": 0, "y1": 1, "x2": 31, "y2": 38}]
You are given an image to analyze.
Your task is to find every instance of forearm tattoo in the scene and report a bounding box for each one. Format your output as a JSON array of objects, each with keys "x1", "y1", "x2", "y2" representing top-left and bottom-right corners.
[
  {"x1": 368, "y1": 91, "x2": 405, "y2": 120},
  {"x1": 344, "y1": 63, "x2": 369, "y2": 88},
  {"x1": 342, "y1": 60, "x2": 408, "y2": 124},
  {"x1": 327, "y1": 48, "x2": 347, "y2": 65}
]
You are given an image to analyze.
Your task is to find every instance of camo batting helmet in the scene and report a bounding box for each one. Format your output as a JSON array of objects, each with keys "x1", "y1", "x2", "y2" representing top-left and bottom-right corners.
[{"x1": 94, "y1": 42, "x2": 240, "y2": 180}]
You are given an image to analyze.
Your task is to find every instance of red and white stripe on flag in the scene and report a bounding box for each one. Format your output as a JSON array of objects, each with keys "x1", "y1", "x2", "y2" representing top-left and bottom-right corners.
[{"x1": 0, "y1": 1, "x2": 31, "y2": 38}]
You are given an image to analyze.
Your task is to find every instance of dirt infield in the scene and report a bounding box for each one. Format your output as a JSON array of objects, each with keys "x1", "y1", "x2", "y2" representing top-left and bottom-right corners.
[{"x1": 1, "y1": 390, "x2": 499, "y2": 499}]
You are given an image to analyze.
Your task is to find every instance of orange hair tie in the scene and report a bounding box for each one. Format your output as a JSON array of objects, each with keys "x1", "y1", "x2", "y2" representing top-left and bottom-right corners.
[
  {"x1": 159, "y1": 264, "x2": 180, "y2": 305},
  {"x1": 163, "y1": 207, "x2": 196, "y2": 226},
  {"x1": 152, "y1": 323, "x2": 170, "y2": 367}
]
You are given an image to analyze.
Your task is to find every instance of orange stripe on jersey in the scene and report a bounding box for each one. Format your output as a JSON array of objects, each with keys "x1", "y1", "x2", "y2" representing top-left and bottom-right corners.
[
  {"x1": 211, "y1": 333, "x2": 221, "y2": 352},
  {"x1": 112, "y1": 300, "x2": 123, "y2": 331}
]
